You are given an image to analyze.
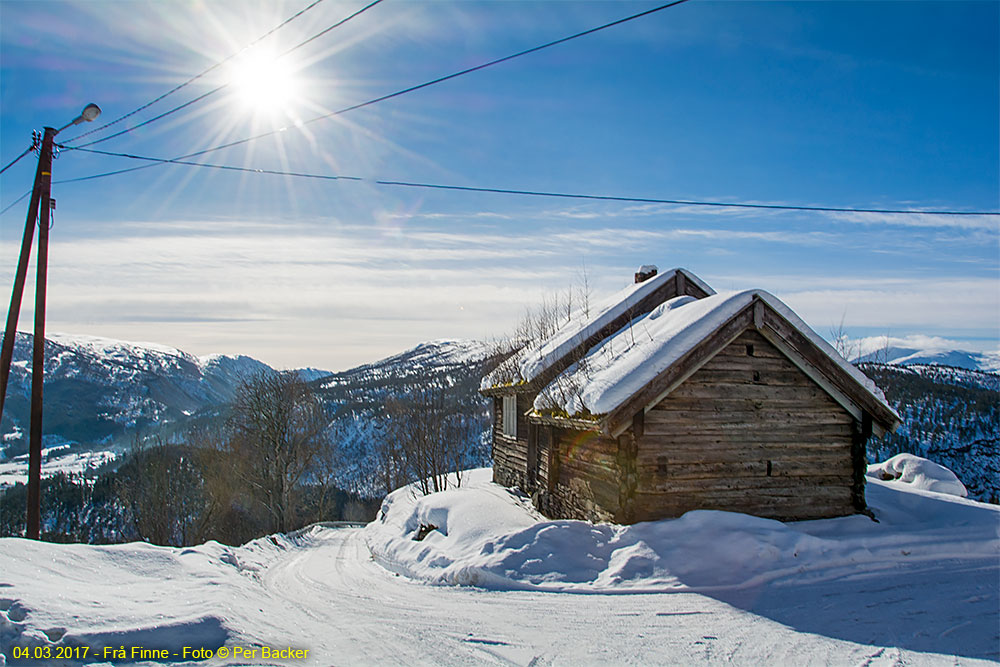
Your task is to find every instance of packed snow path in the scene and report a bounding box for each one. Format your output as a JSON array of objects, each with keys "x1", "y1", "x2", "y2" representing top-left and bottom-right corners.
[
  {"x1": 262, "y1": 526, "x2": 998, "y2": 666},
  {"x1": 2, "y1": 522, "x2": 996, "y2": 666}
]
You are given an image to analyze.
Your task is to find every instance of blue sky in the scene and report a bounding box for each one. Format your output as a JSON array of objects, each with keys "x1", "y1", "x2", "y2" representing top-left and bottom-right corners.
[{"x1": 1, "y1": 0, "x2": 997, "y2": 370}]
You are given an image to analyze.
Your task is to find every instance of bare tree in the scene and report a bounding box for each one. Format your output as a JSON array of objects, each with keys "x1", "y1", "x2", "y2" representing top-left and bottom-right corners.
[
  {"x1": 830, "y1": 312, "x2": 860, "y2": 362},
  {"x1": 379, "y1": 382, "x2": 487, "y2": 495},
  {"x1": 873, "y1": 331, "x2": 893, "y2": 365},
  {"x1": 115, "y1": 434, "x2": 205, "y2": 546},
  {"x1": 579, "y1": 259, "x2": 592, "y2": 318},
  {"x1": 226, "y1": 371, "x2": 328, "y2": 534}
]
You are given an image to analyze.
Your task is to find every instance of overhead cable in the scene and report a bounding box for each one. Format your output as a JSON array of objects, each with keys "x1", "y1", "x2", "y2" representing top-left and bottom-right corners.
[
  {"x1": 67, "y1": 0, "x2": 385, "y2": 149},
  {"x1": 52, "y1": 145, "x2": 1000, "y2": 217},
  {"x1": 0, "y1": 191, "x2": 30, "y2": 217},
  {"x1": 0, "y1": 147, "x2": 34, "y2": 175},
  {"x1": 62, "y1": 0, "x2": 693, "y2": 166}
]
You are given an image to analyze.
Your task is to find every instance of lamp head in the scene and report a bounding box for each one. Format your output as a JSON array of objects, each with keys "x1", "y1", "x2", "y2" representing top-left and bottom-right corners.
[
  {"x1": 72, "y1": 103, "x2": 102, "y2": 125},
  {"x1": 80, "y1": 103, "x2": 101, "y2": 122}
]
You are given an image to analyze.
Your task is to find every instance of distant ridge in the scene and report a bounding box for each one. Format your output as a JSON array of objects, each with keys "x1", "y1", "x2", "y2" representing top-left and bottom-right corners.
[{"x1": 850, "y1": 335, "x2": 999, "y2": 373}]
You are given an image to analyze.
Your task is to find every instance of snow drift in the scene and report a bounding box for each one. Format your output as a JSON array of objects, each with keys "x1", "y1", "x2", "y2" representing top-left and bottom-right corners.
[
  {"x1": 365, "y1": 465, "x2": 998, "y2": 593},
  {"x1": 867, "y1": 453, "x2": 968, "y2": 497}
]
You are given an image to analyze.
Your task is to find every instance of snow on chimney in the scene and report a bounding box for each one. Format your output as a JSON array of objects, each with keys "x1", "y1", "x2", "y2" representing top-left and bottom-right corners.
[{"x1": 634, "y1": 264, "x2": 658, "y2": 283}]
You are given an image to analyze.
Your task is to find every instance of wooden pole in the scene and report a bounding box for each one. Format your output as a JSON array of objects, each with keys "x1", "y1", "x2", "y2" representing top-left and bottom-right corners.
[
  {"x1": 0, "y1": 135, "x2": 46, "y2": 423},
  {"x1": 25, "y1": 127, "x2": 56, "y2": 540}
]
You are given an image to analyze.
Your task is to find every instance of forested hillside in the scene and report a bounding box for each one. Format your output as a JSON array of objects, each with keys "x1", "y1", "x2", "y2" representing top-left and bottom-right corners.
[
  {"x1": 0, "y1": 339, "x2": 500, "y2": 543},
  {"x1": 315, "y1": 340, "x2": 499, "y2": 497},
  {"x1": 861, "y1": 363, "x2": 999, "y2": 503}
]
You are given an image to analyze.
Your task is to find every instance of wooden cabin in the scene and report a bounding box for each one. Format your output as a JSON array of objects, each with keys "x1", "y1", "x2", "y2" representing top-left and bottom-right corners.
[
  {"x1": 480, "y1": 267, "x2": 714, "y2": 492},
  {"x1": 480, "y1": 267, "x2": 899, "y2": 523}
]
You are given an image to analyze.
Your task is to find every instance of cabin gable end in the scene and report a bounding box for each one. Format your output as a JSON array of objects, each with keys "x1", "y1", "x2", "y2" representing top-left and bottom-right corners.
[{"x1": 631, "y1": 329, "x2": 858, "y2": 522}]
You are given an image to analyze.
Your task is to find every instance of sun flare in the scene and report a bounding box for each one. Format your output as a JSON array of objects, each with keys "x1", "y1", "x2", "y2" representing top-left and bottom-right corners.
[{"x1": 229, "y1": 49, "x2": 300, "y2": 117}]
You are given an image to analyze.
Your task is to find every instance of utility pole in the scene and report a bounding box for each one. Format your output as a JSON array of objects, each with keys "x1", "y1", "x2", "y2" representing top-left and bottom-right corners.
[
  {"x1": 0, "y1": 104, "x2": 100, "y2": 540},
  {"x1": 25, "y1": 127, "x2": 55, "y2": 539},
  {"x1": 0, "y1": 131, "x2": 45, "y2": 422}
]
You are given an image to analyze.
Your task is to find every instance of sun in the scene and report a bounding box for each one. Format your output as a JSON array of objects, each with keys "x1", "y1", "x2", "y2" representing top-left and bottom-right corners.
[{"x1": 229, "y1": 49, "x2": 301, "y2": 118}]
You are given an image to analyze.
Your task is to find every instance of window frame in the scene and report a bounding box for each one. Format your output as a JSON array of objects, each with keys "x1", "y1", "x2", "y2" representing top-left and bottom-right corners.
[{"x1": 502, "y1": 394, "x2": 518, "y2": 438}]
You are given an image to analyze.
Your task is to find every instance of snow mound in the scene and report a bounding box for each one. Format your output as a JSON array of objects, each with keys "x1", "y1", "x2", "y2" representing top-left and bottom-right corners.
[
  {"x1": 867, "y1": 453, "x2": 968, "y2": 497},
  {"x1": 0, "y1": 534, "x2": 300, "y2": 662},
  {"x1": 365, "y1": 468, "x2": 998, "y2": 593}
]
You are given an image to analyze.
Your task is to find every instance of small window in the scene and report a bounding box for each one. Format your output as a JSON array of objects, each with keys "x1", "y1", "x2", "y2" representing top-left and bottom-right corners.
[
  {"x1": 657, "y1": 455, "x2": 669, "y2": 476},
  {"x1": 502, "y1": 395, "x2": 518, "y2": 438},
  {"x1": 746, "y1": 343, "x2": 755, "y2": 356}
]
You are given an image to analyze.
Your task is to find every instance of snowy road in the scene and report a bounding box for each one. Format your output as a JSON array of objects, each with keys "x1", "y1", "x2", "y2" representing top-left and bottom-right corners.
[
  {"x1": 236, "y1": 526, "x2": 996, "y2": 666},
  {"x1": 2, "y1": 499, "x2": 998, "y2": 665}
]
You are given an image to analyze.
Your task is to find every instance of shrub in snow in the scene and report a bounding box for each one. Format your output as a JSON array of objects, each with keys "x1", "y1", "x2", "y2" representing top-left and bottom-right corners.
[{"x1": 867, "y1": 453, "x2": 968, "y2": 498}]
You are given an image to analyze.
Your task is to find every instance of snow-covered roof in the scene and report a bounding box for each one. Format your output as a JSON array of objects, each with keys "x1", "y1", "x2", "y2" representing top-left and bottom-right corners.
[
  {"x1": 481, "y1": 268, "x2": 714, "y2": 391},
  {"x1": 533, "y1": 289, "x2": 899, "y2": 426}
]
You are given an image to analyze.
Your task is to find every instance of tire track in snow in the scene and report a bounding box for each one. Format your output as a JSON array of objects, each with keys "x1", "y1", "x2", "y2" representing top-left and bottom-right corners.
[{"x1": 262, "y1": 527, "x2": 523, "y2": 665}]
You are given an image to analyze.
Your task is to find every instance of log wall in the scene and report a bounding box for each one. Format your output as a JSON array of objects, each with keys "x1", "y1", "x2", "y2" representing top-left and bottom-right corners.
[
  {"x1": 541, "y1": 428, "x2": 621, "y2": 523},
  {"x1": 492, "y1": 394, "x2": 533, "y2": 490},
  {"x1": 631, "y1": 329, "x2": 857, "y2": 521}
]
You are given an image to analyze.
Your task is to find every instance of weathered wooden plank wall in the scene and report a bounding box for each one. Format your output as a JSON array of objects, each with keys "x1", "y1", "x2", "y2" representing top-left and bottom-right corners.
[
  {"x1": 631, "y1": 330, "x2": 856, "y2": 521},
  {"x1": 492, "y1": 394, "x2": 533, "y2": 490},
  {"x1": 543, "y1": 429, "x2": 621, "y2": 522}
]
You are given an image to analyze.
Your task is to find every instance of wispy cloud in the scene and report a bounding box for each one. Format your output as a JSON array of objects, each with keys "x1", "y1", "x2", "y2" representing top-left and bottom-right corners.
[
  {"x1": 824, "y1": 210, "x2": 1000, "y2": 231},
  {"x1": 4, "y1": 205, "x2": 995, "y2": 371}
]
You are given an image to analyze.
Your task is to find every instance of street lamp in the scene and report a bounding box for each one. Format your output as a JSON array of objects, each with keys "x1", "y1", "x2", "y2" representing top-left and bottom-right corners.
[
  {"x1": 0, "y1": 103, "x2": 101, "y2": 539},
  {"x1": 61, "y1": 103, "x2": 102, "y2": 131}
]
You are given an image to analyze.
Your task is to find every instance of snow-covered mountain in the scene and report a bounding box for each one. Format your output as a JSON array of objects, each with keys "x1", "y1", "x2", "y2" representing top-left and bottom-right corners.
[
  {"x1": 314, "y1": 339, "x2": 499, "y2": 496},
  {"x1": 851, "y1": 335, "x2": 1000, "y2": 372},
  {"x1": 0, "y1": 334, "x2": 495, "y2": 491},
  {"x1": 317, "y1": 338, "x2": 493, "y2": 400},
  {"x1": 0, "y1": 332, "x2": 304, "y2": 462}
]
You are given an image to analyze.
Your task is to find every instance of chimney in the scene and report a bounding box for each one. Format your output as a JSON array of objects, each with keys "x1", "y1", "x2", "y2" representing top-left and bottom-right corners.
[{"x1": 634, "y1": 264, "x2": 658, "y2": 284}]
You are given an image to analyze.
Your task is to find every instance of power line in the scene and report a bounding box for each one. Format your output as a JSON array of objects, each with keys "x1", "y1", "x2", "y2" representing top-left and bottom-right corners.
[
  {"x1": 57, "y1": 147, "x2": 363, "y2": 182},
  {"x1": 61, "y1": 0, "x2": 330, "y2": 145},
  {"x1": 53, "y1": 146, "x2": 1000, "y2": 217},
  {"x1": 0, "y1": 191, "x2": 30, "y2": 217},
  {"x1": 279, "y1": 0, "x2": 383, "y2": 58},
  {"x1": 61, "y1": 0, "x2": 694, "y2": 170},
  {"x1": 67, "y1": 0, "x2": 386, "y2": 149},
  {"x1": 72, "y1": 87, "x2": 224, "y2": 149},
  {"x1": 0, "y1": 146, "x2": 34, "y2": 175}
]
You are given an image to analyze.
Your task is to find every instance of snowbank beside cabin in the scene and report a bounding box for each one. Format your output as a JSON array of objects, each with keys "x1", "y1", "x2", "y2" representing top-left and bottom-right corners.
[
  {"x1": 867, "y1": 453, "x2": 968, "y2": 497},
  {"x1": 365, "y1": 464, "x2": 998, "y2": 593}
]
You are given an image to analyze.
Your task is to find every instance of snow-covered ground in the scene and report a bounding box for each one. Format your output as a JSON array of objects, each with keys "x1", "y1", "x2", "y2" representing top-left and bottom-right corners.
[
  {"x1": 1, "y1": 465, "x2": 997, "y2": 666},
  {"x1": 0, "y1": 446, "x2": 115, "y2": 488}
]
